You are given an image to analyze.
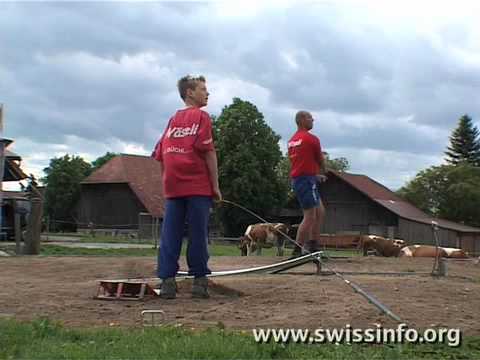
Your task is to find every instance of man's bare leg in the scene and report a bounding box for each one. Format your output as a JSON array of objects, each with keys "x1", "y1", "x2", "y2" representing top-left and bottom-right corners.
[
  {"x1": 291, "y1": 207, "x2": 316, "y2": 257},
  {"x1": 310, "y1": 201, "x2": 326, "y2": 250}
]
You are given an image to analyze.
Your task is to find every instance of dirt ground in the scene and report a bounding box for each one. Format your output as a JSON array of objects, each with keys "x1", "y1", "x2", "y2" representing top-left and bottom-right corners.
[{"x1": 1, "y1": 255, "x2": 479, "y2": 334}]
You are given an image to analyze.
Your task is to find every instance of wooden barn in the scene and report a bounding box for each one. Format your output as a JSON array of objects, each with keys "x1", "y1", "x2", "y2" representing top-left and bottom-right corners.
[
  {"x1": 77, "y1": 154, "x2": 164, "y2": 235},
  {"x1": 277, "y1": 171, "x2": 480, "y2": 255},
  {"x1": 1, "y1": 139, "x2": 29, "y2": 240},
  {"x1": 2, "y1": 140, "x2": 28, "y2": 183}
]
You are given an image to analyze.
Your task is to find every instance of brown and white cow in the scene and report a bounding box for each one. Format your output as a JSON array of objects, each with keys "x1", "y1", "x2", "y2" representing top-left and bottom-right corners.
[
  {"x1": 399, "y1": 245, "x2": 448, "y2": 258},
  {"x1": 360, "y1": 235, "x2": 405, "y2": 257},
  {"x1": 441, "y1": 247, "x2": 469, "y2": 258},
  {"x1": 239, "y1": 223, "x2": 290, "y2": 256},
  {"x1": 400, "y1": 245, "x2": 468, "y2": 258}
]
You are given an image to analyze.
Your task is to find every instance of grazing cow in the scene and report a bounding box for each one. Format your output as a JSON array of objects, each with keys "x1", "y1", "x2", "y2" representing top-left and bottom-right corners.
[
  {"x1": 239, "y1": 223, "x2": 290, "y2": 256},
  {"x1": 399, "y1": 245, "x2": 448, "y2": 258},
  {"x1": 360, "y1": 235, "x2": 405, "y2": 257}
]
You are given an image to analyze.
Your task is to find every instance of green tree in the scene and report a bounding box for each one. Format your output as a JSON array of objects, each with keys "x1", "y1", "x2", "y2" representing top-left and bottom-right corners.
[
  {"x1": 397, "y1": 163, "x2": 480, "y2": 227},
  {"x1": 445, "y1": 114, "x2": 480, "y2": 166},
  {"x1": 325, "y1": 153, "x2": 350, "y2": 172},
  {"x1": 91, "y1": 152, "x2": 118, "y2": 171},
  {"x1": 213, "y1": 98, "x2": 285, "y2": 235},
  {"x1": 275, "y1": 155, "x2": 297, "y2": 209},
  {"x1": 42, "y1": 155, "x2": 92, "y2": 231},
  {"x1": 397, "y1": 166, "x2": 447, "y2": 215}
]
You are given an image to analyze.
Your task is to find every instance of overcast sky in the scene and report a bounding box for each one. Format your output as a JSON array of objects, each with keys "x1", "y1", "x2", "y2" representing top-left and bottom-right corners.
[{"x1": 2, "y1": 1, "x2": 480, "y2": 191}]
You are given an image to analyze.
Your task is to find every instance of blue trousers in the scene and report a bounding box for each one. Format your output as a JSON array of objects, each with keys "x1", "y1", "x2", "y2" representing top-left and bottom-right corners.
[{"x1": 157, "y1": 196, "x2": 212, "y2": 279}]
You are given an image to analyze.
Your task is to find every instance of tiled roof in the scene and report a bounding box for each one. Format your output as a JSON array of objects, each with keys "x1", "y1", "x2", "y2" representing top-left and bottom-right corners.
[
  {"x1": 334, "y1": 172, "x2": 402, "y2": 201},
  {"x1": 5, "y1": 149, "x2": 20, "y2": 160},
  {"x1": 4, "y1": 158, "x2": 27, "y2": 181},
  {"x1": 82, "y1": 154, "x2": 164, "y2": 217}
]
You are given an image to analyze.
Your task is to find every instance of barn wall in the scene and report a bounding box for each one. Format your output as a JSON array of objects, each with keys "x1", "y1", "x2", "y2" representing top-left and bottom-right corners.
[
  {"x1": 77, "y1": 183, "x2": 147, "y2": 229},
  {"x1": 398, "y1": 218, "x2": 459, "y2": 247},
  {"x1": 273, "y1": 175, "x2": 480, "y2": 249},
  {"x1": 320, "y1": 177, "x2": 398, "y2": 236},
  {"x1": 459, "y1": 233, "x2": 480, "y2": 256}
]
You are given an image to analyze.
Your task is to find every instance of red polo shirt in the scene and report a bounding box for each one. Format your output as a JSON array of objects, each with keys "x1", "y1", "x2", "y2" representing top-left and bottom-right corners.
[
  {"x1": 153, "y1": 107, "x2": 215, "y2": 198},
  {"x1": 288, "y1": 130, "x2": 322, "y2": 177}
]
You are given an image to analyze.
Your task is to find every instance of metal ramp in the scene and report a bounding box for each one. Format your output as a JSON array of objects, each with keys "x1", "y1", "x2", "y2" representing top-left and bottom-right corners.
[
  {"x1": 176, "y1": 251, "x2": 322, "y2": 278},
  {"x1": 95, "y1": 252, "x2": 323, "y2": 300}
]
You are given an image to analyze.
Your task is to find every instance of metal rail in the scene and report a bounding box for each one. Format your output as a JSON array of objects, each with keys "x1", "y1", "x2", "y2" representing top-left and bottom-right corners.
[{"x1": 177, "y1": 251, "x2": 322, "y2": 277}]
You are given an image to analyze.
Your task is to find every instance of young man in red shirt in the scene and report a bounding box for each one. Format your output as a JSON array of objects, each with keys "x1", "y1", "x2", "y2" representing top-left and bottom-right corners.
[
  {"x1": 287, "y1": 110, "x2": 327, "y2": 257},
  {"x1": 152, "y1": 75, "x2": 221, "y2": 299}
]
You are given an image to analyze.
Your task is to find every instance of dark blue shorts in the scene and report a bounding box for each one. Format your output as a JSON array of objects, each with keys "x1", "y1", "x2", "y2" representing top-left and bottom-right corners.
[{"x1": 292, "y1": 176, "x2": 321, "y2": 209}]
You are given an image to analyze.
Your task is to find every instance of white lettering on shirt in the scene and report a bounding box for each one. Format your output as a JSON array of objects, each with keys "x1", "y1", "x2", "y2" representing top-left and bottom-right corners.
[
  {"x1": 166, "y1": 123, "x2": 200, "y2": 138},
  {"x1": 165, "y1": 146, "x2": 190, "y2": 154},
  {"x1": 288, "y1": 139, "x2": 303, "y2": 148}
]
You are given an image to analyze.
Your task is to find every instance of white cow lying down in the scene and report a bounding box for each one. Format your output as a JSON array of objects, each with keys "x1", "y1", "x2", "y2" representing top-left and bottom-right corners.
[{"x1": 399, "y1": 245, "x2": 469, "y2": 258}]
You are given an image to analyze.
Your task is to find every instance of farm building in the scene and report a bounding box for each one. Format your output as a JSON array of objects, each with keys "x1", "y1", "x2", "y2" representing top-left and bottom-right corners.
[
  {"x1": 78, "y1": 154, "x2": 480, "y2": 254},
  {"x1": 2, "y1": 140, "x2": 28, "y2": 182},
  {"x1": 277, "y1": 171, "x2": 480, "y2": 255},
  {"x1": 1, "y1": 138, "x2": 29, "y2": 240},
  {"x1": 77, "y1": 154, "x2": 164, "y2": 237}
]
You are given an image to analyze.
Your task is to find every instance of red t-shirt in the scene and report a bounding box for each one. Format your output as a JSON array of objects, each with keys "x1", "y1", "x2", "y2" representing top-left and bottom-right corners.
[
  {"x1": 153, "y1": 107, "x2": 215, "y2": 198},
  {"x1": 288, "y1": 130, "x2": 322, "y2": 177}
]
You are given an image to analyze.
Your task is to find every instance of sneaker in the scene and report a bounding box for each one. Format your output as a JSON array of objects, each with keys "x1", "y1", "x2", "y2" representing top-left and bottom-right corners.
[
  {"x1": 191, "y1": 277, "x2": 209, "y2": 299},
  {"x1": 306, "y1": 240, "x2": 320, "y2": 253},
  {"x1": 289, "y1": 244, "x2": 303, "y2": 259},
  {"x1": 159, "y1": 277, "x2": 176, "y2": 299}
]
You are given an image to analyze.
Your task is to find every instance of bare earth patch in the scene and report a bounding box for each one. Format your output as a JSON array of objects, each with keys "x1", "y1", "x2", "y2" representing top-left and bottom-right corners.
[{"x1": 0, "y1": 256, "x2": 479, "y2": 334}]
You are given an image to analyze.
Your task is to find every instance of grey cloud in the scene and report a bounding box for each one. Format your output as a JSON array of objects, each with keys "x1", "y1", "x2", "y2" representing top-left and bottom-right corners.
[{"x1": 2, "y1": 2, "x2": 480, "y2": 189}]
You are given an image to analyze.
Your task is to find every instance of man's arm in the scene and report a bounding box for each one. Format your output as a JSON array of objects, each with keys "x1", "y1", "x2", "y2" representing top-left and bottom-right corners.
[
  {"x1": 204, "y1": 150, "x2": 222, "y2": 201},
  {"x1": 158, "y1": 160, "x2": 164, "y2": 180},
  {"x1": 314, "y1": 138, "x2": 327, "y2": 182},
  {"x1": 318, "y1": 151, "x2": 327, "y2": 174},
  {"x1": 316, "y1": 152, "x2": 327, "y2": 183},
  {"x1": 154, "y1": 159, "x2": 165, "y2": 212}
]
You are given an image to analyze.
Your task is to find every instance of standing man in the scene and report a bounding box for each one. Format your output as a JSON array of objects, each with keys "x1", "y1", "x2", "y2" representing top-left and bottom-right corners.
[
  {"x1": 152, "y1": 75, "x2": 222, "y2": 299},
  {"x1": 287, "y1": 111, "x2": 327, "y2": 257}
]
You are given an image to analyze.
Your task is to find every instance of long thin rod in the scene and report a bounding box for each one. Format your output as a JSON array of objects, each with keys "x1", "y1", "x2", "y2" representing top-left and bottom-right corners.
[{"x1": 219, "y1": 198, "x2": 403, "y2": 323}]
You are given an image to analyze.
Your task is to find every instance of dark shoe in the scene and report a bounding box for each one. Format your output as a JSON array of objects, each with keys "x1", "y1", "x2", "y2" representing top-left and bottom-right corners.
[
  {"x1": 306, "y1": 240, "x2": 320, "y2": 253},
  {"x1": 159, "y1": 277, "x2": 176, "y2": 299},
  {"x1": 192, "y1": 277, "x2": 209, "y2": 299},
  {"x1": 289, "y1": 244, "x2": 303, "y2": 259}
]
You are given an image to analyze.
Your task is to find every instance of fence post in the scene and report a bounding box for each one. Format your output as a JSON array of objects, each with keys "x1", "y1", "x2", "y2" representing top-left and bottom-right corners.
[
  {"x1": 24, "y1": 197, "x2": 42, "y2": 255},
  {"x1": 13, "y1": 199, "x2": 22, "y2": 255},
  {"x1": 438, "y1": 257, "x2": 448, "y2": 276}
]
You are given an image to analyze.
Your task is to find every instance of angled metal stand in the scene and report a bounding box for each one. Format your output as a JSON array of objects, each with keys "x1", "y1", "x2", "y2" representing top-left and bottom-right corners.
[
  {"x1": 176, "y1": 251, "x2": 323, "y2": 278},
  {"x1": 95, "y1": 252, "x2": 323, "y2": 300}
]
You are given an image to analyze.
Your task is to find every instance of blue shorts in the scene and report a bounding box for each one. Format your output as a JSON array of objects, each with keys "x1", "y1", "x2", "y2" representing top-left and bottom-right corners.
[{"x1": 292, "y1": 176, "x2": 321, "y2": 209}]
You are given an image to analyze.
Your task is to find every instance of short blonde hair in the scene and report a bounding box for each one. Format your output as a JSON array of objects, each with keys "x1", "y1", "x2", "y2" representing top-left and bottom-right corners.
[
  {"x1": 295, "y1": 110, "x2": 311, "y2": 125},
  {"x1": 177, "y1": 75, "x2": 206, "y2": 101}
]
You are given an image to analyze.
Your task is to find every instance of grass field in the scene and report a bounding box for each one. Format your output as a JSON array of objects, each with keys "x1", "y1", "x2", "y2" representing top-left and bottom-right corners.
[
  {"x1": 0, "y1": 240, "x2": 360, "y2": 257},
  {"x1": 42, "y1": 233, "x2": 155, "y2": 244},
  {"x1": 1, "y1": 318, "x2": 479, "y2": 359}
]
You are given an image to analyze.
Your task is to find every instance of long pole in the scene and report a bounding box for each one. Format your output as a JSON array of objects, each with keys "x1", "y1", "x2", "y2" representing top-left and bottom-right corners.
[{"x1": 220, "y1": 199, "x2": 403, "y2": 323}]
